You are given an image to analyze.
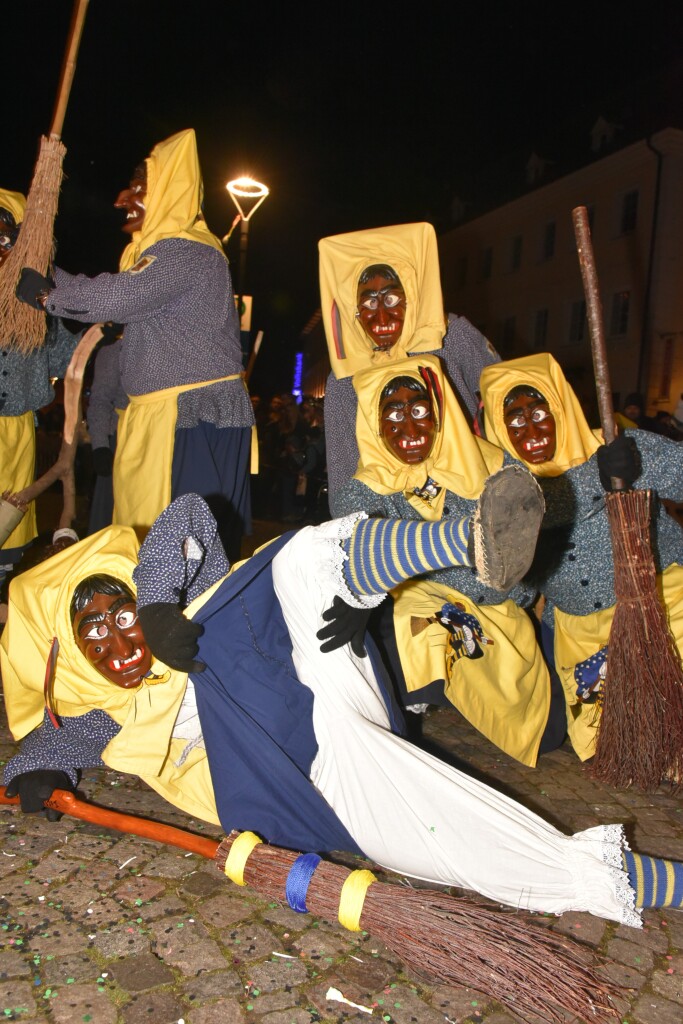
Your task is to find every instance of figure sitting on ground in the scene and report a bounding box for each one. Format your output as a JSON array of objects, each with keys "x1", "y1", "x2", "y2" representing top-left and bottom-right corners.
[{"x1": 480, "y1": 352, "x2": 683, "y2": 761}]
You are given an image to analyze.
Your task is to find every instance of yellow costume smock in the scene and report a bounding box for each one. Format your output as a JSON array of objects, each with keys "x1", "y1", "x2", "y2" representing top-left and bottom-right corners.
[
  {"x1": 342, "y1": 354, "x2": 551, "y2": 766},
  {"x1": 480, "y1": 353, "x2": 683, "y2": 759},
  {"x1": 0, "y1": 527, "x2": 219, "y2": 824}
]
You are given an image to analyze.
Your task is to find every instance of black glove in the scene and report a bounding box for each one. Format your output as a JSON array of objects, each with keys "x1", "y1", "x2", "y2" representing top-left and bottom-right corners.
[
  {"x1": 317, "y1": 595, "x2": 372, "y2": 657},
  {"x1": 137, "y1": 602, "x2": 205, "y2": 672},
  {"x1": 100, "y1": 321, "x2": 124, "y2": 344},
  {"x1": 91, "y1": 447, "x2": 114, "y2": 477},
  {"x1": 596, "y1": 434, "x2": 640, "y2": 492},
  {"x1": 5, "y1": 770, "x2": 74, "y2": 821},
  {"x1": 16, "y1": 268, "x2": 55, "y2": 309}
]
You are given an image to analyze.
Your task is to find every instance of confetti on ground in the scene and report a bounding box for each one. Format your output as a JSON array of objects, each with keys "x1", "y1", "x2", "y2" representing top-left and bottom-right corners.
[{"x1": 326, "y1": 987, "x2": 373, "y2": 1014}]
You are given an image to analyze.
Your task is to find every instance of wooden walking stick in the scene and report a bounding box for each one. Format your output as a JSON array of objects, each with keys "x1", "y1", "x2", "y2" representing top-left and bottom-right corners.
[
  {"x1": 2, "y1": 324, "x2": 103, "y2": 531},
  {"x1": 573, "y1": 205, "x2": 683, "y2": 790},
  {"x1": 0, "y1": 785, "x2": 621, "y2": 1023},
  {"x1": 0, "y1": 0, "x2": 90, "y2": 352}
]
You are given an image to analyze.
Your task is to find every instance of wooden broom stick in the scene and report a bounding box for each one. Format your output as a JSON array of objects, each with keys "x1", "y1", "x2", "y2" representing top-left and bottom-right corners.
[
  {"x1": 572, "y1": 205, "x2": 683, "y2": 789},
  {"x1": 0, "y1": 0, "x2": 90, "y2": 353}
]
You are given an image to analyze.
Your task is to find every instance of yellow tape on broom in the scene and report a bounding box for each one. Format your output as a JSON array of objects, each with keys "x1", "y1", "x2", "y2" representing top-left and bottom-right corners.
[
  {"x1": 223, "y1": 831, "x2": 263, "y2": 886},
  {"x1": 337, "y1": 868, "x2": 377, "y2": 932}
]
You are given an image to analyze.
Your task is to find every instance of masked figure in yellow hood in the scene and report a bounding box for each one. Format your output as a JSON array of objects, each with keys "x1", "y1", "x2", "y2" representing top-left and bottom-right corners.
[
  {"x1": 9, "y1": 493, "x2": 683, "y2": 928},
  {"x1": 333, "y1": 354, "x2": 563, "y2": 767},
  {"x1": 480, "y1": 353, "x2": 683, "y2": 760},
  {"x1": 0, "y1": 188, "x2": 80, "y2": 587},
  {"x1": 318, "y1": 223, "x2": 499, "y2": 514},
  {"x1": 15, "y1": 130, "x2": 254, "y2": 563}
]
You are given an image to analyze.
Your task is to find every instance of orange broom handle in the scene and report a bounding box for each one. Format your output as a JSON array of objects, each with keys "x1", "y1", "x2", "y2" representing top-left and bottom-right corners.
[
  {"x1": 0, "y1": 785, "x2": 220, "y2": 860},
  {"x1": 49, "y1": 0, "x2": 90, "y2": 140}
]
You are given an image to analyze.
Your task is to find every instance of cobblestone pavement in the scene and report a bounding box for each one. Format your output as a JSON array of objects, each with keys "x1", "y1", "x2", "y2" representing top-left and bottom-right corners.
[{"x1": 1, "y1": 699, "x2": 682, "y2": 1024}]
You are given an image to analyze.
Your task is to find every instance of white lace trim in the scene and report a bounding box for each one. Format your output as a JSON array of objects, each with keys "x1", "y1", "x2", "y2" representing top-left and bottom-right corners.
[
  {"x1": 313, "y1": 513, "x2": 386, "y2": 611},
  {"x1": 573, "y1": 823, "x2": 641, "y2": 928}
]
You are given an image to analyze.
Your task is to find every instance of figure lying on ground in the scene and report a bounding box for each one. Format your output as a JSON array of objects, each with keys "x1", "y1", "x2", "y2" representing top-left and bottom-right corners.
[{"x1": 2, "y1": 491, "x2": 681, "y2": 925}]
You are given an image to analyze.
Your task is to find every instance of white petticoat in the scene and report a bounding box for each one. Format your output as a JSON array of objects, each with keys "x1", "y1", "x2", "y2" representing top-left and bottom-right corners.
[{"x1": 271, "y1": 522, "x2": 641, "y2": 928}]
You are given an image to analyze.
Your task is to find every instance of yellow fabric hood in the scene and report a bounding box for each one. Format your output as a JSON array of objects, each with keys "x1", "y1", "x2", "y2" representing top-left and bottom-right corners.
[
  {"x1": 319, "y1": 222, "x2": 446, "y2": 379},
  {"x1": 119, "y1": 128, "x2": 225, "y2": 271},
  {"x1": 1, "y1": 527, "x2": 146, "y2": 739},
  {"x1": 353, "y1": 354, "x2": 503, "y2": 519},
  {"x1": 480, "y1": 353, "x2": 602, "y2": 477},
  {"x1": 0, "y1": 189, "x2": 26, "y2": 225}
]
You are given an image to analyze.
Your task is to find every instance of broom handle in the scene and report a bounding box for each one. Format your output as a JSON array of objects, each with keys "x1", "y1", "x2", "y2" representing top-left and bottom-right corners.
[
  {"x1": 49, "y1": 0, "x2": 90, "y2": 140},
  {"x1": 0, "y1": 785, "x2": 220, "y2": 861},
  {"x1": 572, "y1": 206, "x2": 617, "y2": 446}
]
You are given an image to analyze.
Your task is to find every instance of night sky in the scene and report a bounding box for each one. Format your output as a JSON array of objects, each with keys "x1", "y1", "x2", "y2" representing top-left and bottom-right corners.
[{"x1": 7, "y1": 1, "x2": 683, "y2": 393}]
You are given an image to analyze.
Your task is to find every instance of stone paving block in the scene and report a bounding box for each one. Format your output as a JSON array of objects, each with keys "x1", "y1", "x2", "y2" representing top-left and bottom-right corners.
[
  {"x1": 606, "y1": 936, "x2": 655, "y2": 972},
  {"x1": 181, "y1": 967, "x2": 242, "y2": 1002},
  {"x1": 90, "y1": 921, "x2": 152, "y2": 958},
  {"x1": 252, "y1": 1009, "x2": 317, "y2": 1024},
  {"x1": 28, "y1": 852, "x2": 80, "y2": 883},
  {"x1": 107, "y1": 951, "x2": 175, "y2": 992},
  {"x1": 47, "y1": 983, "x2": 119, "y2": 1024},
  {"x1": 185, "y1": 997, "x2": 246, "y2": 1024},
  {"x1": 151, "y1": 916, "x2": 227, "y2": 972},
  {"x1": 598, "y1": 958, "x2": 646, "y2": 990},
  {"x1": 335, "y1": 955, "x2": 396, "y2": 995},
  {"x1": 430, "y1": 981, "x2": 494, "y2": 1021},
  {"x1": 0, "y1": 855, "x2": 29, "y2": 880},
  {"x1": 240, "y1": 956, "x2": 309, "y2": 993},
  {"x1": 101, "y1": 834, "x2": 161, "y2": 866},
  {"x1": 112, "y1": 876, "x2": 166, "y2": 906},
  {"x1": 63, "y1": 895, "x2": 125, "y2": 930},
  {"x1": 57, "y1": 834, "x2": 119, "y2": 862},
  {"x1": 121, "y1": 987, "x2": 185, "y2": 1024},
  {"x1": 0, "y1": 952, "x2": 32, "y2": 979},
  {"x1": 259, "y1": 903, "x2": 310, "y2": 931},
  {"x1": 4, "y1": 830, "x2": 63, "y2": 860},
  {"x1": 240, "y1": 988, "x2": 301, "y2": 1015},
  {"x1": 305, "y1": 974, "x2": 371, "y2": 1019},
  {"x1": 613, "y1": 918, "x2": 669, "y2": 953},
  {"x1": 368, "y1": 982, "x2": 447, "y2": 1024},
  {"x1": 632, "y1": 991, "x2": 683, "y2": 1024},
  {"x1": 143, "y1": 849, "x2": 202, "y2": 879},
  {"x1": 178, "y1": 869, "x2": 226, "y2": 899},
  {"x1": 292, "y1": 925, "x2": 349, "y2": 963},
  {"x1": 17, "y1": 915, "x2": 90, "y2": 958},
  {"x1": 550, "y1": 911, "x2": 608, "y2": 947},
  {"x1": 40, "y1": 952, "x2": 103, "y2": 986},
  {"x1": 0, "y1": 981, "x2": 38, "y2": 1019},
  {"x1": 651, "y1": 959, "x2": 683, "y2": 1003},
  {"x1": 220, "y1": 921, "x2": 284, "y2": 966},
  {"x1": 135, "y1": 894, "x2": 187, "y2": 921},
  {"x1": 659, "y1": 915, "x2": 683, "y2": 949},
  {"x1": 76, "y1": 861, "x2": 125, "y2": 891},
  {"x1": 193, "y1": 891, "x2": 257, "y2": 930}
]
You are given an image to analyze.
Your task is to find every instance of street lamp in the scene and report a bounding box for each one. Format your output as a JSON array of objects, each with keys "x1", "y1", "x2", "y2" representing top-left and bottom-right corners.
[{"x1": 224, "y1": 176, "x2": 269, "y2": 341}]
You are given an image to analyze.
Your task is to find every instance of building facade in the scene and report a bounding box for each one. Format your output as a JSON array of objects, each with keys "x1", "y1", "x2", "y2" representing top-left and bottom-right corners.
[{"x1": 438, "y1": 127, "x2": 683, "y2": 419}]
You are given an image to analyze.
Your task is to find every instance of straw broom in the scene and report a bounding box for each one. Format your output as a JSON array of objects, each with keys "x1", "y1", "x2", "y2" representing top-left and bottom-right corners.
[
  {"x1": 572, "y1": 206, "x2": 683, "y2": 790},
  {"x1": 0, "y1": 0, "x2": 90, "y2": 353},
  {"x1": 0, "y1": 786, "x2": 622, "y2": 1024}
]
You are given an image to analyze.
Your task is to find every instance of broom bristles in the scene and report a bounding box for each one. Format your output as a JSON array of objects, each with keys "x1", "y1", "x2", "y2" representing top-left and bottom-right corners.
[
  {"x1": 592, "y1": 490, "x2": 683, "y2": 789},
  {"x1": 216, "y1": 837, "x2": 622, "y2": 1024},
  {"x1": 0, "y1": 135, "x2": 66, "y2": 353}
]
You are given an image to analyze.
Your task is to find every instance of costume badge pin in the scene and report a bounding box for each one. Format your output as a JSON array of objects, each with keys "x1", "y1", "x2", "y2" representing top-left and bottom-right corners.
[{"x1": 129, "y1": 255, "x2": 157, "y2": 275}]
